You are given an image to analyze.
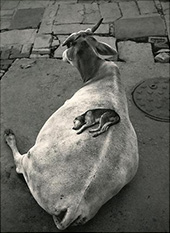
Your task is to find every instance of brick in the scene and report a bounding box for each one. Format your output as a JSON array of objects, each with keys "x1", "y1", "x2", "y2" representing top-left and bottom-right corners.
[
  {"x1": 0, "y1": 59, "x2": 13, "y2": 70},
  {"x1": 83, "y1": 3, "x2": 101, "y2": 24},
  {"x1": 21, "y1": 44, "x2": 32, "y2": 58},
  {"x1": 99, "y1": 2, "x2": 121, "y2": 23},
  {"x1": 137, "y1": 0, "x2": 158, "y2": 14},
  {"x1": 2, "y1": 1, "x2": 19, "y2": 10},
  {"x1": 115, "y1": 14, "x2": 166, "y2": 39},
  {"x1": 10, "y1": 8, "x2": 45, "y2": 30},
  {"x1": 33, "y1": 34, "x2": 52, "y2": 49},
  {"x1": 0, "y1": 29, "x2": 37, "y2": 46},
  {"x1": 18, "y1": 1, "x2": 50, "y2": 9},
  {"x1": 52, "y1": 23, "x2": 109, "y2": 34},
  {"x1": 119, "y1": 1, "x2": 140, "y2": 18},
  {"x1": 10, "y1": 44, "x2": 22, "y2": 58},
  {"x1": 118, "y1": 41, "x2": 154, "y2": 63},
  {"x1": 54, "y1": 3, "x2": 84, "y2": 24},
  {"x1": 38, "y1": 3, "x2": 59, "y2": 34}
]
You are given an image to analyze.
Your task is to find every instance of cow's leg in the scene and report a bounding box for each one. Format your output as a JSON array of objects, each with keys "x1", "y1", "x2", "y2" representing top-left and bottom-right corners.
[{"x1": 4, "y1": 129, "x2": 24, "y2": 174}]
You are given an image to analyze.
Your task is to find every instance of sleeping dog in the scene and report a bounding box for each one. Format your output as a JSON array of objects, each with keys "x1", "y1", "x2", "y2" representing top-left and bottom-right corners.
[{"x1": 73, "y1": 109, "x2": 120, "y2": 137}]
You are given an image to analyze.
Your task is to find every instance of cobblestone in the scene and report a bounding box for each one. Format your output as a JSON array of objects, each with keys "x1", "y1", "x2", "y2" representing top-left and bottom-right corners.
[
  {"x1": 52, "y1": 23, "x2": 109, "y2": 34},
  {"x1": 83, "y1": 3, "x2": 101, "y2": 24},
  {"x1": 54, "y1": 3, "x2": 84, "y2": 24},
  {"x1": 99, "y1": 2, "x2": 121, "y2": 23},
  {"x1": 118, "y1": 1, "x2": 140, "y2": 18},
  {"x1": 115, "y1": 14, "x2": 166, "y2": 39},
  {"x1": 137, "y1": 0, "x2": 158, "y2": 14},
  {"x1": 118, "y1": 41, "x2": 154, "y2": 63},
  {"x1": 38, "y1": 2, "x2": 59, "y2": 34}
]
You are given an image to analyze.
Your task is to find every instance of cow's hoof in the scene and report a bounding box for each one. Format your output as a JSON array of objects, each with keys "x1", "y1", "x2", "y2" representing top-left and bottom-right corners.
[{"x1": 4, "y1": 129, "x2": 16, "y2": 146}]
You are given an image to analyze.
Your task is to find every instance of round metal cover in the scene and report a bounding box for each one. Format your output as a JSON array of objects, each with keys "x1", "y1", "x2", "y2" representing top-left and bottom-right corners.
[{"x1": 132, "y1": 77, "x2": 169, "y2": 122}]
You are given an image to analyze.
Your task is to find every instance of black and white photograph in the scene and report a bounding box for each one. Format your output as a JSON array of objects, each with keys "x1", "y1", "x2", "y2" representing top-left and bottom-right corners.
[{"x1": 1, "y1": 0, "x2": 169, "y2": 232}]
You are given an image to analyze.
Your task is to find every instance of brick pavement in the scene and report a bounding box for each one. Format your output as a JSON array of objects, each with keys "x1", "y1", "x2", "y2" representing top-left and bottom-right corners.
[{"x1": 0, "y1": 0, "x2": 169, "y2": 78}]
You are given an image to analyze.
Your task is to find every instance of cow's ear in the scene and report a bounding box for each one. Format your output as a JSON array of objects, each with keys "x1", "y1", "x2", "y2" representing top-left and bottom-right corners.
[
  {"x1": 86, "y1": 36, "x2": 117, "y2": 56},
  {"x1": 96, "y1": 41, "x2": 117, "y2": 56}
]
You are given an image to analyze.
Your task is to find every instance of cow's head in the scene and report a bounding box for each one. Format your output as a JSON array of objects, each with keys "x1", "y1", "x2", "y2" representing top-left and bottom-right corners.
[{"x1": 62, "y1": 19, "x2": 117, "y2": 82}]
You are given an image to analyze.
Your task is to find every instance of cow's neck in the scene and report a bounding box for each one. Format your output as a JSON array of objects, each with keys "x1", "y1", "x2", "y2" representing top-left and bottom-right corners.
[{"x1": 77, "y1": 52, "x2": 103, "y2": 83}]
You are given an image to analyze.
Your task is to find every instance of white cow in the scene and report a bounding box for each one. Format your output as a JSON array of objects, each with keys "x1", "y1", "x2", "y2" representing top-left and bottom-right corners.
[{"x1": 4, "y1": 19, "x2": 139, "y2": 230}]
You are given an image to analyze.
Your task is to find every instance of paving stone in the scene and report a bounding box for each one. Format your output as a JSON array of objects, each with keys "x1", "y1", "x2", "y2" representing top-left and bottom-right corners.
[
  {"x1": 21, "y1": 44, "x2": 32, "y2": 58},
  {"x1": 115, "y1": 14, "x2": 166, "y2": 39},
  {"x1": 137, "y1": 0, "x2": 158, "y2": 14},
  {"x1": 30, "y1": 54, "x2": 49, "y2": 58},
  {"x1": 10, "y1": 44, "x2": 22, "y2": 59},
  {"x1": 0, "y1": 10, "x2": 15, "y2": 17},
  {"x1": 161, "y1": 1, "x2": 170, "y2": 13},
  {"x1": 2, "y1": 1, "x2": 19, "y2": 10},
  {"x1": 118, "y1": 41, "x2": 154, "y2": 63},
  {"x1": 33, "y1": 34, "x2": 52, "y2": 49},
  {"x1": 99, "y1": 2, "x2": 121, "y2": 23},
  {"x1": 164, "y1": 15, "x2": 170, "y2": 40},
  {"x1": 0, "y1": 70, "x2": 5, "y2": 79},
  {"x1": 53, "y1": 35, "x2": 68, "y2": 58},
  {"x1": 52, "y1": 23, "x2": 109, "y2": 34},
  {"x1": 18, "y1": 0, "x2": 50, "y2": 9},
  {"x1": 54, "y1": 3, "x2": 84, "y2": 24},
  {"x1": 0, "y1": 17, "x2": 12, "y2": 31},
  {"x1": 51, "y1": 38, "x2": 60, "y2": 48},
  {"x1": 83, "y1": 3, "x2": 101, "y2": 24},
  {"x1": 38, "y1": 2, "x2": 59, "y2": 34},
  {"x1": 10, "y1": 8, "x2": 45, "y2": 30},
  {"x1": 0, "y1": 59, "x2": 13, "y2": 71},
  {"x1": 0, "y1": 46, "x2": 12, "y2": 59},
  {"x1": 119, "y1": 1, "x2": 140, "y2": 18},
  {"x1": 1, "y1": 29, "x2": 37, "y2": 46}
]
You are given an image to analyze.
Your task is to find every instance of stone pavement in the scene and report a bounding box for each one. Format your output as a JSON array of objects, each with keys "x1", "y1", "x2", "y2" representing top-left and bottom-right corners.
[{"x1": 0, "y1": 0, "x2": 170, "y2": 78}]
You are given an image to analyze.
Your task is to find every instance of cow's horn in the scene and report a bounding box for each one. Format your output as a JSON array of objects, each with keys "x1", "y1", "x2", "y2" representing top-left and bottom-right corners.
[{"x1": 91, "y1": 18, "x2": 103, "y2": 33}]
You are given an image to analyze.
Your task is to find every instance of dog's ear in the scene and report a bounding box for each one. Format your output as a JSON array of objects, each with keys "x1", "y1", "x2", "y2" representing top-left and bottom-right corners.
[{"x1": 87, "y1": 37, "x2": 117, "y2": 56}]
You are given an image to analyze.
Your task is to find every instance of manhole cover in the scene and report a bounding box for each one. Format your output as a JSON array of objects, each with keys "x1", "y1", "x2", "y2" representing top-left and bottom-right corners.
[{"x1": 132, "y1": 77, "x2": 169, "y2": 122}]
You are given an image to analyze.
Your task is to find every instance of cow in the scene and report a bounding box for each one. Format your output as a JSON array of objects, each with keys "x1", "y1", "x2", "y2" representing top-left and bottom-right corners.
[{"x1": 4, "y1": 19, "x2": 139, "y2": 230}]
